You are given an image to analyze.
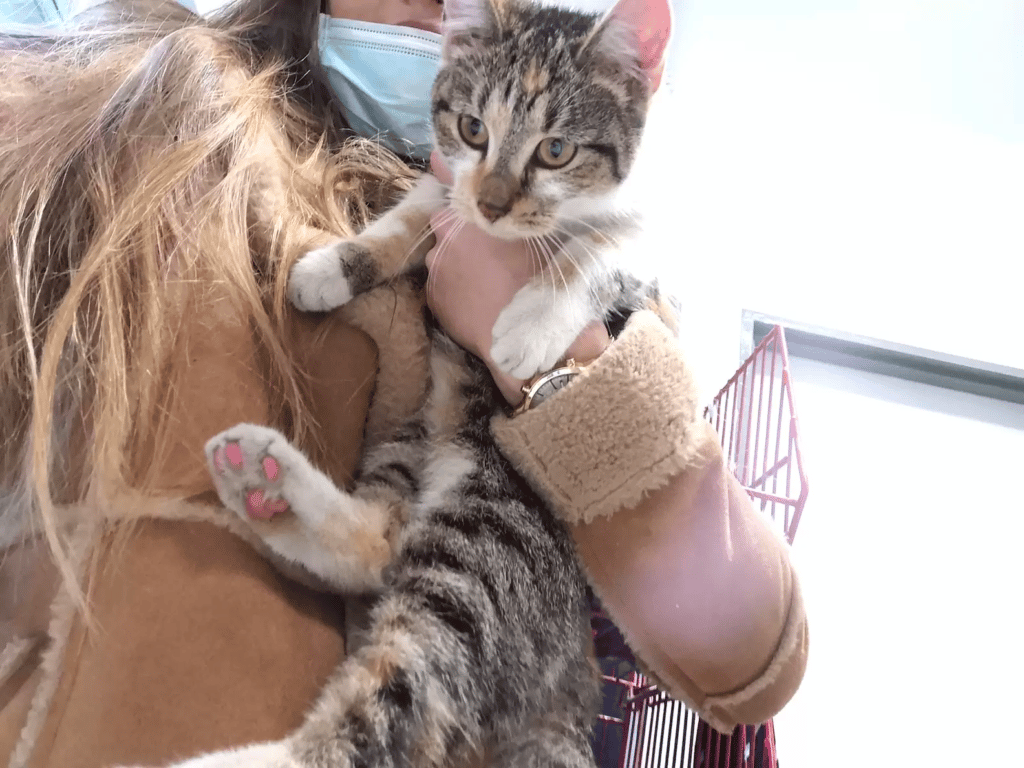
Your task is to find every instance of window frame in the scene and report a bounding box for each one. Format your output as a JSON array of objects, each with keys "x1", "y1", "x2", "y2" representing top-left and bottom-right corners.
[{"x1": 741, "y1": 309, "x2": 1024, "y2": 406}]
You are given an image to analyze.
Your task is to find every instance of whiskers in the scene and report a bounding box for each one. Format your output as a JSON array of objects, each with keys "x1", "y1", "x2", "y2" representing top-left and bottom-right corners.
[
  {"x1": 381, "y1": 205, "x2": 464, "y2": 293},
  {"x1": 526, "y1": 225, "x2": 612, "y2": 335},
  {"x1": 424, "y1": 207, "x2": 468, "y2": 298},
  {"x1": 416, "y1": 208, "x2": 621, "y2": 345}
]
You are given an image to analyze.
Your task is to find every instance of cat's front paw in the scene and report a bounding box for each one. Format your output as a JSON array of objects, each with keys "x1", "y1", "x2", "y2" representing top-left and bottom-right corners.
[
  {"x1": 205, "y1": 424, "x2": 334, "y2": 527},
  {"x1": 490, "y1": 285, "x2": 587, "y2": 380},
  {"x1": 288, "y1": 240, "x2": 379, "y2": 312}
]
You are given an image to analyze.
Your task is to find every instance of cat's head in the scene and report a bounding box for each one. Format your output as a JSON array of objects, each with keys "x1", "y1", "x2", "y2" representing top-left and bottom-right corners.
[{"x1": 431, "y1": 0, "x2": 672, "y2": 239}]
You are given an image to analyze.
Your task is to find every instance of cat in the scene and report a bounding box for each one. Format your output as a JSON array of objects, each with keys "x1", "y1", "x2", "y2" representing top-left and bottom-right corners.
[
  {"x1": 289, "y1": 0, "x2": 672, "y2": 382},
  {"x1": 182, "y1": 0, "x2": 674, "y2": 766}
]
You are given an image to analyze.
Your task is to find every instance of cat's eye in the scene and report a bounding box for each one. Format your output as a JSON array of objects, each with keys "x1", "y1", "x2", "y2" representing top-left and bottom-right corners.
[
  {"x1": 534, "y1": 137, "x2": 577, "y2": 169},
  {"x1": 458, "y1": 115, "x2": 489, "y2": 150}
]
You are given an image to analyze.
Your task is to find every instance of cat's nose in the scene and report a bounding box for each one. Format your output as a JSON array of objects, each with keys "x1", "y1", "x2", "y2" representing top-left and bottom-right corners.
[
  {"x1": 477, "y1": 200, "x2": 511, "y2": 223},
  {"x1": 477, "y1": 173, "x2": 520, "y2": 223}
]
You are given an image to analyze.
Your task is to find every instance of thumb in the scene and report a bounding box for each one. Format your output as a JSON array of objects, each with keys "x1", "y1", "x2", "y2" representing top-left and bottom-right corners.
[
  {"x1": 427, "y1": 151, "x2": 456, "y2": 249},
  {"x1": 429, "y1": 151, "x2": 454, "y2": 186}
]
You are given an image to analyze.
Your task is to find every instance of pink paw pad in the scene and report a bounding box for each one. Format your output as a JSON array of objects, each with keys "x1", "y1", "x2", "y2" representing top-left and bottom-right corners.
[
  {"x1": 245, "y1": 488, "x2": 289, "y2": 520},
  {"x1": 224, "y1": 441, "x2": 244, "y2": 469},
  {"x1": 262, "y1": 456, "x2": 281, "y2": 481}
]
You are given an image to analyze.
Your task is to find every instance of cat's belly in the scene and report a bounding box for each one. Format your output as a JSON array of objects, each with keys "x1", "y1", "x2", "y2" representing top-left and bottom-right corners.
[{"x1": 416, "y1": 444, "x2": 476, "y2": 514}]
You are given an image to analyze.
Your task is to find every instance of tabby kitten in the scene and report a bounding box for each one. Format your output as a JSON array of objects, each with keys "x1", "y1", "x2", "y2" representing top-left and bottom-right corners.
[
  {"x1": 290, "y1": 0, "x2": 672, "y2": 381},
  {"x1": 176, "y1": 0, "x2": 672, "y2": 767}
]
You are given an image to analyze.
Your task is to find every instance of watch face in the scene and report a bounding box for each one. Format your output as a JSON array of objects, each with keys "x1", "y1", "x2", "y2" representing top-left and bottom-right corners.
[{"x1": 530, "y1": 372, "x2": 577, "y2": 407}]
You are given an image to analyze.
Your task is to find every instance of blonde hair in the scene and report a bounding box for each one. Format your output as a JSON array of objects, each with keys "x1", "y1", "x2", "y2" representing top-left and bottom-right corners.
[{"x1": 0, "y1": 1, "x2": 416, "y2": 599}]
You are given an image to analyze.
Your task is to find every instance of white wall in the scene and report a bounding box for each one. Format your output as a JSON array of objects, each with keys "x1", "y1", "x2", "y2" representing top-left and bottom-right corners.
[
  {"x1": 642, "y1": 0, "x2": 1024, "y2": 398},
  {"x1": 644, "y1": 7, "x2": 1024, "y2": 763},
  {"x1": 772, "y1": 356, "x2": 1024, "y2": 766}
]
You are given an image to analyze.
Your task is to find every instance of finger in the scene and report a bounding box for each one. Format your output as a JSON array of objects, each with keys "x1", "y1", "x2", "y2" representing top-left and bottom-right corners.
[
  {"x1": 429, "y1": 151, "x2": 454, "y2": 185},
  {"x1": 430, "y1": 208, "x2": 456, "y2": 238}
]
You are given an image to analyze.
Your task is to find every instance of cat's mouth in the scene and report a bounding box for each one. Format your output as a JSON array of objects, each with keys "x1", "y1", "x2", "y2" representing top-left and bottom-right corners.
[{"x1": 448, "y1": 196, "x2": 557, "y2": 242}]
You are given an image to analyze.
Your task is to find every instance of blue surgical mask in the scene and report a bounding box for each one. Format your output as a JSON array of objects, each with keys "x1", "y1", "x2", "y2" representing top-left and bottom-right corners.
[{"x1": 318, "y1": 16, "x2": 443, "y2": 162}]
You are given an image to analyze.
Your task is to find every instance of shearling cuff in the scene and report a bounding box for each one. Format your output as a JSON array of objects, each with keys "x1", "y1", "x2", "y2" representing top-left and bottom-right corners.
[
  {"x1": 565, "y1": 424, "x2": 809, "y2": 732},
  {"x1": 491, "y1": 310, "x2": 702, "y2": 525}
]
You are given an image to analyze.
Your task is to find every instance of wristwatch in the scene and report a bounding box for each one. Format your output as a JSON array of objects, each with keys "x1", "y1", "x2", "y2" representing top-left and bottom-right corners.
[{"x1": 512, "y1": 358, "x2": 590, "y2": 416}]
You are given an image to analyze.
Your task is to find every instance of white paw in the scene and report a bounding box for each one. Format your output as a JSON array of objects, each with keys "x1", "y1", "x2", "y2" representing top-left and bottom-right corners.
[
  {"x1": 288, "y1": 242, "x2": 355, "y2": 311},
  {"x1": 155, "y1": 740, "x2": 299, "y2": 768},
  {"x1": 204, "y1": 424, "x2": 338, "y2": 528},
  {"x1": 490, "y1": 285, "x2": 590, "y2": 380}
]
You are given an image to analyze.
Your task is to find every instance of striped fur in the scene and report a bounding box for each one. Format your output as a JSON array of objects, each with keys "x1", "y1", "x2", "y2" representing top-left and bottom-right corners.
[
  {"x1": 293, "y1": 333, "x2": 601, "y2": 768},
  {"x1": 200, "y1": 331, "x2": 603, "y2": 768},
  {"x1": 199, "y1": 274, "x2": 664, "y2": 768}
]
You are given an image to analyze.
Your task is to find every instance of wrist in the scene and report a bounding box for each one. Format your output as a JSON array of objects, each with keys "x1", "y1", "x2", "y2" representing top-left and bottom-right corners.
[{"x1": 490, "y1": 321, "x2": 611, "y2": 407}]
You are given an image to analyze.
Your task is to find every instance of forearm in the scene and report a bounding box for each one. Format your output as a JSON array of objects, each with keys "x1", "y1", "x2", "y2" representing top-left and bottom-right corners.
[{"x1": 491, "y1": 310, "x2": 808, "y2": 730}]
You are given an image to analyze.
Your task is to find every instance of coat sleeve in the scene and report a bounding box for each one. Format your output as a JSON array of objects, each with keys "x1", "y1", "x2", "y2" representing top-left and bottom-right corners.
[{"x1": 492, "y1": 310, "x2": 808, "y2": 731}]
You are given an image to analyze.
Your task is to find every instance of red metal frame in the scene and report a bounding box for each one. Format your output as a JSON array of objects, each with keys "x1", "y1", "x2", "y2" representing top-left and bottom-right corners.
[
  {"x1": 706, "y1": 324, "x2": 809, "y2": 544},
  {"x1": 593, "y1": 325, "x2": 808, "y2": 768}
]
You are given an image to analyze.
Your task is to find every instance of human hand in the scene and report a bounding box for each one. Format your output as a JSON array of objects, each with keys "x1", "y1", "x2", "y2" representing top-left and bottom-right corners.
[{"x1": 424, "y1": 152, "x2": 609, "y2": 405}]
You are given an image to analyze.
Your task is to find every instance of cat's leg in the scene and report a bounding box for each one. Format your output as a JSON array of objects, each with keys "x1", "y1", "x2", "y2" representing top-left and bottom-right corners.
[
  {"x1": 289, "y1": 174, "x2": 447, "y2": 311},
  {"x1": 490, "y1": 238, "x2": 622, "y2": 379},
  {"x1": 149, "y1": 602, "x2": 599, "y2": 768},
  {"x1": 279, "y1": 483, "x2": 602, "y2": 768},
  {"x1": 149, "y1": 579, "x2": 492, "y2": 768},
  {"x1": 204, "y1": 423, "x2": 400, "y2": 592},
  {"x1": 492, "y1": 717, "x2": 599, "y2": 768},
  {"x1": 492, "y1": 626, "x2": 602, "y2": 768}
]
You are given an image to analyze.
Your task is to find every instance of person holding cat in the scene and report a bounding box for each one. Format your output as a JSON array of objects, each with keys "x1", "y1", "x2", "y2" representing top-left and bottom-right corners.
[{"x1": 0, "y1": 1, "x2": 807, "y2": 767}]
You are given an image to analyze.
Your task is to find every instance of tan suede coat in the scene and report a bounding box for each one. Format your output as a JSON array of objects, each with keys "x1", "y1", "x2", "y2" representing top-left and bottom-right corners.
[{"x1": 1, "y1": 300, "x2": 807, "y2": 767}]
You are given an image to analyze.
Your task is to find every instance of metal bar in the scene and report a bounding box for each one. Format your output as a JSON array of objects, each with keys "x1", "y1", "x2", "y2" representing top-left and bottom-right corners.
[
  {"x1": 750, "y1": 339, "x2": 767, "y2": 488},
  {"x1": 764, "y1": 721, "x2": 777, "y2": 768},
  {"x1": 746, "y1": 454, "x2": 790, "y2": 490},
  {"x1": 655, "y1": 702, "x2": 668, "y2": 768},
  {"x1": 682, "y1": 709, "x2": 695, "y2": 768},
  {"x1": 647, "y1": 704, "x2": 663, "y2": 768},
  {"x1": 777, "y1": 329, "x2": 810, "y2": 543},
  {"x1": 720, "y1": 386, "x2": 732, "y2": 465},
  {"x1": 735, "y1": 354, "x2": 749, "y2": 483},
  {"x1": 667, "y1": 702, "x2": 680, "y2": 768},
  {"x1": 728, "y1": 374, "x2": 741, "y2": 473},
  {"x1": 761, "y1": 334, "x2": 779, "y2": 522},
  {"x1": 621, "y1": 702, "x2": 638, "y2": 768},
  {"x1": 771, "y1": 346, "x2": 786, "y2": 524},
  {"x1": 631, "y1": 703, "x2": 646, "y2": 768},
  {"x1": 741, "y1": 352, "x2": 756, "y2": 485},
  {"x1": 662, "y1": 702, "x2": 675, "y2": 768},
  {"x1": 625, "y1": 686, "x2": 669, "y2": 707}
]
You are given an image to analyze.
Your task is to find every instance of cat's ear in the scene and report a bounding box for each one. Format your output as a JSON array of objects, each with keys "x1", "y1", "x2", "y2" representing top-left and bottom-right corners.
[
  {"x1": 441, "y1": 0, "x2": 504, "y2": 60},
  {"x1": 584, "y1": 0, "x2": 673, "y2": 92}
]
